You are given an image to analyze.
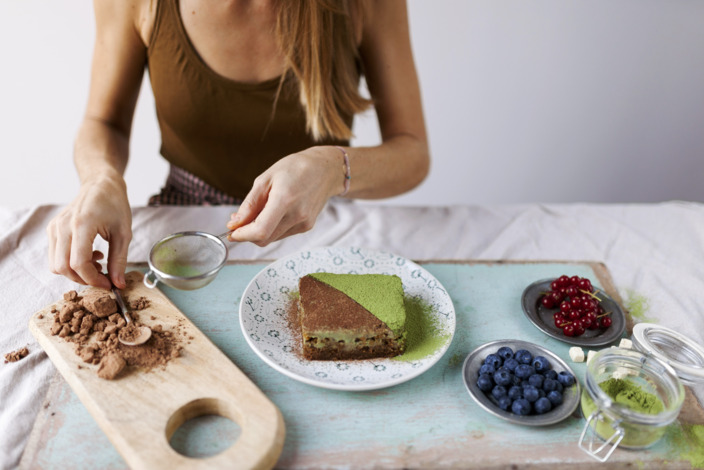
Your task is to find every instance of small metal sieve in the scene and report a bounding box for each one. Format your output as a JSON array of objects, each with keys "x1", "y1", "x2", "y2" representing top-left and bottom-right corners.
[{"x1": 144, "y1": 231, "x2": 230, "y2": 290}]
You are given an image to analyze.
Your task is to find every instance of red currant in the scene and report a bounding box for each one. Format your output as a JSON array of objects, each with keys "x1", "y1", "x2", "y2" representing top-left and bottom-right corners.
[
  {"x1": 541, "y1": 295, "x2": 555, "y2": 309},
  {"x1": 563, "y1": 324, "x2": 576, "y2": 336},
  {"x1": 600, "y1": 316, "x2": 612, "y2": 329},
  {"x1": 578, "y1": 278, "x2": 593, "y2": 292},
  {"x1": 568, "y1": 309, "x2": 582, "y2": 320}
]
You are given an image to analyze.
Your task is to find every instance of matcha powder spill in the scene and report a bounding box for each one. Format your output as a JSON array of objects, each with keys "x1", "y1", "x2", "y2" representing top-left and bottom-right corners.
[{"x1": 395, "y1": 295, "x2": 451, "y2": 361}]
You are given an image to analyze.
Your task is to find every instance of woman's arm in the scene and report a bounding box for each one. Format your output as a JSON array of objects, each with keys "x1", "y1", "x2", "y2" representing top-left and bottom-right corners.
[
  {"x1": 47, "y1": 0, "x2": 149, "y2": 289},
  {"x1": 227, "y1": 0, "x2": 429, "y2": 245},
  {"x1": 343, "y1": 0, "x2": 430, "y2": 198}
]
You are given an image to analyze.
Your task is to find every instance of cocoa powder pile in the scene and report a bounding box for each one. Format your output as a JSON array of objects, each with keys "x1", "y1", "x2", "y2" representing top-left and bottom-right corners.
[
  {"x1": 49, "y1": 288, "x2": 182, "y2": 380},
  {"x1": 4, "y1": 347, "x2": 29, "y2": 364}
]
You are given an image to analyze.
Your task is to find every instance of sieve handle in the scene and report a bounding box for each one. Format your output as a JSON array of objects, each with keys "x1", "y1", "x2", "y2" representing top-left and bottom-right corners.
[
  {"x1": 217, "y1": 230, "x2": 233, "y2": 241},
  {"x1": 143, "y1": 270, "x2": 159, "y2": 289}
]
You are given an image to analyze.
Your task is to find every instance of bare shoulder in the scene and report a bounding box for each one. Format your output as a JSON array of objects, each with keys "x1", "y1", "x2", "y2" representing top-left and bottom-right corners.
[
  {"x1": 93, "y1": 0, "x2": 157, "y2": 46},
  {"x1": 360, "y1": 0, "x2": 409, "y2": 37}
]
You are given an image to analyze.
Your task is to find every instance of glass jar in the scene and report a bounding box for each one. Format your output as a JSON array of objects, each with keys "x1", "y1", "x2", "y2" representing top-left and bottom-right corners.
[{"x1": 578, "y1": 347, "x2": 685, "y2": 462}]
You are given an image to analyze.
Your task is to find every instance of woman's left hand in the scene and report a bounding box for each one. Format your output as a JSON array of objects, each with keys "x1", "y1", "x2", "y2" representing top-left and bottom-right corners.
[{"x1": 226, "y1": 146, "x2": 345, "y2": 246}]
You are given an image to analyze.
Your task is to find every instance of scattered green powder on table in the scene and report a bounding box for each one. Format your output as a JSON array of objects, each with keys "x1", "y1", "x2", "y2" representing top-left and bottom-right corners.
[
  {"x1": 624, "y1": 289, "x2": 655, "y2": 323},
  {"x1": 447, "y1": 353, "x2": 464, "y2": 367},
  {"x1": 666, "y1": 423, "x2": 704, "y2": 469},
  {"x1": 394, "y1": 295, "x2": 451, "y2": 362}
]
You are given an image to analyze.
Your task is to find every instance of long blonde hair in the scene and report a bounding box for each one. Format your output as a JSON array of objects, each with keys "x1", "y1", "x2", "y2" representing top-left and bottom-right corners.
[{"x1": 274, "y1": 0, "x2": 372, "y2": 141}]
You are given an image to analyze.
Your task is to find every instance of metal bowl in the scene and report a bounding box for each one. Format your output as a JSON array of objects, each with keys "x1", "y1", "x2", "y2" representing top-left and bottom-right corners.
[
  {"x1": 462, "y1": 339, "x2": 581, "y2": 426},
  {"x1": 521, "y1": 278, "x2": 626, "y2": 347},
  {"x1": 144, "y1": 231, "x2": 227, "y2": 290}
]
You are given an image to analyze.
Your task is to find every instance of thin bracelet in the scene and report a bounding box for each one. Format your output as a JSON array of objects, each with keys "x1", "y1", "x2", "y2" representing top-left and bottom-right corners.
[{"x1": 335, "y1": 146, "x2": 351, "y2": 196}]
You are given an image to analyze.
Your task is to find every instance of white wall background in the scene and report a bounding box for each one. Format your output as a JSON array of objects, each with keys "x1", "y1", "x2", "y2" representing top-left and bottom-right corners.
[{"x1": 2, "y1": 0, "x2": 703, "y2": 210}]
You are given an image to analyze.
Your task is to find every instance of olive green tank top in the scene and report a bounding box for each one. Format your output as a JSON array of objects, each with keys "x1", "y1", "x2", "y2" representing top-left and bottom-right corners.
[{"x1": 147, "y1": 0, "x2": 352, "y2": 199}]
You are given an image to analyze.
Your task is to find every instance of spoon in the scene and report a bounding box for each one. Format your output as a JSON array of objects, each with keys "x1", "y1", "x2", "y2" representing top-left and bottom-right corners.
[{"x1": 110, "y1": 283, "x2": 152, "y2": 346}]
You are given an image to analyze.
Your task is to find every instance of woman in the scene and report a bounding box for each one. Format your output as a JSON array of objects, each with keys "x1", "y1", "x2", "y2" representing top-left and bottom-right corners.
[{"x1": 47, "y1": 0, "x2": 429, "y2": 290}]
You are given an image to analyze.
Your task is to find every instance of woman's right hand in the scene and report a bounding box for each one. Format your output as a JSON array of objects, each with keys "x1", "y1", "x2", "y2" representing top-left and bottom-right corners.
[{"x1": 47, "y1": 172, "x2": 132, "y2": 290}]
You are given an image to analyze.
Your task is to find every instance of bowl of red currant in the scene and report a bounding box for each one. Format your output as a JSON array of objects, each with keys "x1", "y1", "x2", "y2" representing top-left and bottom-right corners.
[{"x1": 520, "y1": 275, "x2": 626, "y2": 346}]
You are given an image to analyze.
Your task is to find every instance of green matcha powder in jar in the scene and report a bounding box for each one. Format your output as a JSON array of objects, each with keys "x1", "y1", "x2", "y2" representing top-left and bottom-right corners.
[
  {"x1": 579, "y1": 323, "x2": 704, "y2": 462},
  {"x1": 579, "y1": 347, "x2": 685, "y2": 461}
]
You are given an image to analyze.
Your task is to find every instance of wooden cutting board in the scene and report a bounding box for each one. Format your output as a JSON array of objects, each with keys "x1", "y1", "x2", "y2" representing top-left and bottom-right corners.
[{"x1": 28, "y1": 271, "x2": 285, "y2": 470}]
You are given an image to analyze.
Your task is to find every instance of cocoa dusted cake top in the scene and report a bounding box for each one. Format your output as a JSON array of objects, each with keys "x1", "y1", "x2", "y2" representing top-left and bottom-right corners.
[{"x1": 308, "y1": 273, "x2": 406, "y2": 334}]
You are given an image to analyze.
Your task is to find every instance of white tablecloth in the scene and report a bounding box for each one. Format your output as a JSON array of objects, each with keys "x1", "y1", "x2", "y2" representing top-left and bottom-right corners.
[{"x1": 1, "y1": 201, "x2": 703, "y2": 469}]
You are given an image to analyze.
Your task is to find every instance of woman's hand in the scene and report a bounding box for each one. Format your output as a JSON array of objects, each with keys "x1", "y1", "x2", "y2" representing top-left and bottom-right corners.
[
  {"x1": 47, "y1": 173, "x2": 132, "y2": 290},
  {"x1": 226, "y1": 146, "x2": 345, "y2": 246}
]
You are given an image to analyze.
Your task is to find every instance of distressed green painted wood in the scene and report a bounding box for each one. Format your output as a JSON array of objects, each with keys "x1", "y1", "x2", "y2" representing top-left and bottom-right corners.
[{"x1": 21, "y1": 261, "x2": 703, "y2": 469}]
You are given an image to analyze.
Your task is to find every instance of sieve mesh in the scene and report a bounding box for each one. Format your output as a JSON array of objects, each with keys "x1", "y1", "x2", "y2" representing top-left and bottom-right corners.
[{"x1": 151, "y1": 232, "x2": 227, "y2": 279}]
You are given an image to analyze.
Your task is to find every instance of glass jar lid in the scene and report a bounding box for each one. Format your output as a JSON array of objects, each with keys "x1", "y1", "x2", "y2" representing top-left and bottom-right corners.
[{"x1": 631, "y1": 323, "x2": 704, "y2": 386}]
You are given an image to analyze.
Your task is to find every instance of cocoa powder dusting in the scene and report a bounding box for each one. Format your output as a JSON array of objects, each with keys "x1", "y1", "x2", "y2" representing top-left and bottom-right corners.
[
  {"x1": 286, "y1": 296, "x2": 304, "y2": 360},
  {"x1": 47, "y1": 288, "x2": 181, "y2": 380}
]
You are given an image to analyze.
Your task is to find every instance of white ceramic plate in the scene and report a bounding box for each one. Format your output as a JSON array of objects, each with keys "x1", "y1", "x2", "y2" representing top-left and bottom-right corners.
[{"x1": 239, "y1": 246, "x2": 456, "y2": 391}]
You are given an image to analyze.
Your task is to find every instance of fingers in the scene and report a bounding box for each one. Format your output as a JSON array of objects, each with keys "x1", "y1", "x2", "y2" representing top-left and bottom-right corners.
[
  {"x1": 228, "y1": 192, "x2": 288, "y2": 245},
  {"x1": 227, "y1": 178, "x2": 269, "y2": 231},
  {"x1": 107, "y1": 230, "x2": 131, "y2": 289},
  {"x1": 92, "y1": 251, "x2": 104, "y2": 274},
  {"x1": 49, "y1": 222, "x2": 86, "y2": 286},
  {"x1": 70, "y1": 222, "x2": 111, "y2": 289}
]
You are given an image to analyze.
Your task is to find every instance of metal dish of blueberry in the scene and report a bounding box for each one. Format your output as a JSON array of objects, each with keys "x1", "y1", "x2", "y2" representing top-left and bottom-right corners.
[{"x1": 462, "y1": 339, "x2": 581, "y2": 426}]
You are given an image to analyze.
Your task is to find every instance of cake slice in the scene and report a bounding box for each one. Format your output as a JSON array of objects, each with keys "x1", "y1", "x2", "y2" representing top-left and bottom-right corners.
[{"x1": 298, "y1": 273, "x2": 407, "y2": 360}]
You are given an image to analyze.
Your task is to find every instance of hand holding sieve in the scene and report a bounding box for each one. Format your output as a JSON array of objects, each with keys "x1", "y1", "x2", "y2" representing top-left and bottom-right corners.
[{"x1": 143, "y1": 230, "x2": 232, "y2": 290}]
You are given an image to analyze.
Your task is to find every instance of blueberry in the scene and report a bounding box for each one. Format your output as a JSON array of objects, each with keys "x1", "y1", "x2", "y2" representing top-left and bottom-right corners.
[
  {"x1": 532, "y1": 356, "x2": 551, "y2": 373},
  {"x1": 511, "y1": 374, "x2": 522, "y2": 386},
  {"x1": 544, "y1": 370, "x2": 558, "y2": 380},
  {"x1": 523, "y1": 385, "x2": 540, "y2": 403},
  {"x1": 497, "y1": 346, "x2": 514, "y2": 360},
  {"x1": 503, "y1": 358, "x2": 519, "y2": 372},
  {"x1": 484, "y1": 354, "x2": 503, "y2": 369},
  {"x1": 508, "y1": 385, "x2": 523, "y2": 401},
  {"x1": 534, "y1": 397, "x2": 553, "y2": 414},
  {"x1": 515, "y1": 364, "x2": 535, "y2": 379},
  {"x1": 479, "y1": 363, "x2": 496, "y2": 376},
  {"x1": 558, "y1": 371, "x2": 576, "y2": 387},
  {"x1": 511, "y1": 398, "x2": 532, "y2": 416},
  {"x1": 515, "y1": 349, "x2": 533, "y2": 365},
  {"x1": 491, "y1": 385, "x2": 507, "y2": 400},
  {"x1": 538, "y1": 389, "x2": 546, "y2": 399},
  {"x1": 555, "y1": 381, "x2": 564, "y2": 393},
  {"x1": 528, "y1": 374, "x2": 544, "y2": 389},
  {"x1": 543, "y1": 378, "x2": 559, "y2": 392},
  {"x1": 477, "y1": 374, "x2": 494, "y2": 392},
  {"x1": 547, "y1": 390, "x2": 563, "y2": 406},
  {"x1": 493, "y1": 369, "x2": 512, "y2": 387},
  {"x1": 497, "y1": 395, "x2": 513, "y2": 411}
]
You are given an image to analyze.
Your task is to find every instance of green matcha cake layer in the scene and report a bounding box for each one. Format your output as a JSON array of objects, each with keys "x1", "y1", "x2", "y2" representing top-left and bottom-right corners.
[{"x1": 309, "y1": 273, "x2": 406, "y2": 334}]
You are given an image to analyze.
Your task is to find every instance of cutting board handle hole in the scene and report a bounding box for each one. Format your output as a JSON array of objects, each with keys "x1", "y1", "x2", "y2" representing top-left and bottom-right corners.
[{"x1": 166, "y1": 398, "x2": 242, "y2": 459}]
